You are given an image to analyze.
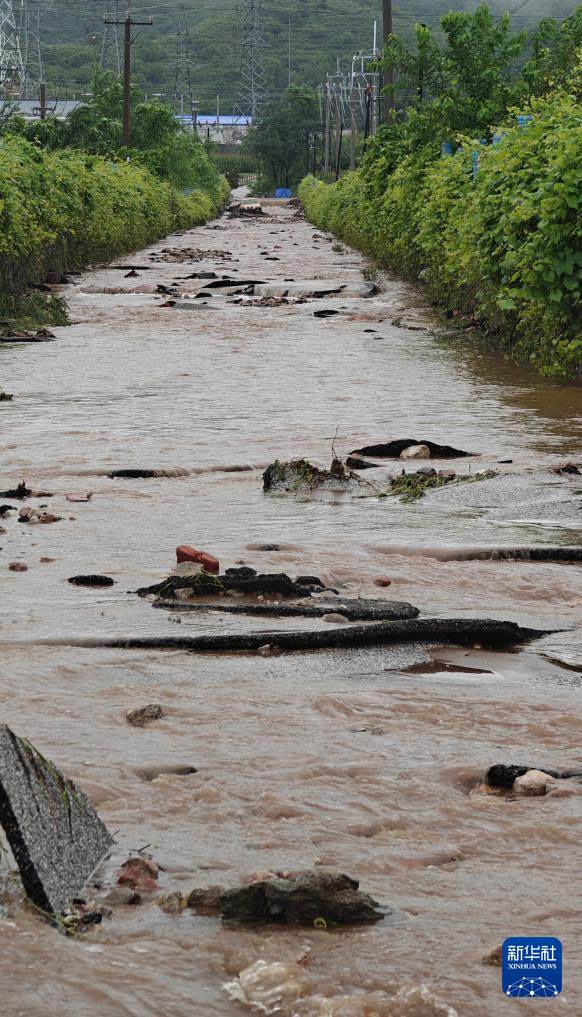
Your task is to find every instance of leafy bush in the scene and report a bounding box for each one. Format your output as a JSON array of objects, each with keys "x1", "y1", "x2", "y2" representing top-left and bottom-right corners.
[
  {"x1": 299, "y1": 84, "x2": 582, "y2": 377},
  {"x1": 0, "y1": 136, "x2": 229, "y2": 293}
]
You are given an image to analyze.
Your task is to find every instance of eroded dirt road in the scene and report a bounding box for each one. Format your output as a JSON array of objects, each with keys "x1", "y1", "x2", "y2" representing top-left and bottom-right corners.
[{"x1": 1, "y1": 198, "x2": 581, "y2": 1016}]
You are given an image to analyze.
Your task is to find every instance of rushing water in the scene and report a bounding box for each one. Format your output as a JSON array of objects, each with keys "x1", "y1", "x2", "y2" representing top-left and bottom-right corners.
[{"x1": 1, "y1": 200, "x2": 581, "y2": 1017}]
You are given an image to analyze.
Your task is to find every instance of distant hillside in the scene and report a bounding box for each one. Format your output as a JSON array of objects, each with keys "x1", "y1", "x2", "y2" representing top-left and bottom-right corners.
[{"x1": 42, "y1": 0, "x2": 575, "y2": 112}]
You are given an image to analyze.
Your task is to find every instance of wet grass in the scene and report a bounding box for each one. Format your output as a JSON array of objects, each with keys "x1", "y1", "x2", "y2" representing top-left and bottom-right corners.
[
  {"x1": 380, "y1": 469, "x2": 498, "y2": 503},
  {"x1": 0, "y1": 291, "x2": 69, "y2": 336}
]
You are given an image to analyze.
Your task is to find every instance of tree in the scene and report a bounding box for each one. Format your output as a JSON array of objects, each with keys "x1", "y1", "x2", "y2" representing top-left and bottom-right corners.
[
  {"x1": 11, "y1": 73, "x2": 215, "y2": 193},
  {"x1": 249, "y1": 84, "x2": 320, "y2": 191},
  {"x1": 381, "y1": 4, "x2": 529, "y2": 140}
]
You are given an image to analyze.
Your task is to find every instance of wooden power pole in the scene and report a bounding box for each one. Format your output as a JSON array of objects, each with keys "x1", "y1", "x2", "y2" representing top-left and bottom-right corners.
[
  {"x1": 103, "y1": 10, "x2": 153, "y2": 147},
  {"x1": 324, "y1": 80, "x2": 331, "y2": 173},
  {"x1": 382, "y1": 0, "x2": 394, "y2": 122}
]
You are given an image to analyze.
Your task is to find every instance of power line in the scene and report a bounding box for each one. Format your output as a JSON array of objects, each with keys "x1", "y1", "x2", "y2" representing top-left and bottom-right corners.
[{"x1": 21, "y1": 1, "x2": 46, "y2": 99}]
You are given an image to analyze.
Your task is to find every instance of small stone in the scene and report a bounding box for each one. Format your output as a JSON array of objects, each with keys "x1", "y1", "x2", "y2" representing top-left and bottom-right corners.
[
  {"x1": 187, "y1": 885, "x2": 224, "y2": 909},
  {"x1": 9, "y1": 562, "x2": 28, "y2": 572},
  {"x1": 400, "y1": 444, "x2": 431, "y2": 460},
  {"x1": 438, "y1": 469, "x2": 456, "y2": 481},
  {"x1": 103, "y1": 886, "x2": 142, "y2": 906},
  {"x1": 417, "y1": 466, "x2": 437, "y2": 477},
  {"x1": 486, "y1": 763, "x2": 560, "y2": 788},
  {"x1": 321, "y1": 613, "x2": 349, "y2": 624},
  {"x1": 118, "y1": 857, "x2": 159, "y2": 894},
  {"x1": 156, "y1": 892, "x2": 187, "y2": 915},
  {"x1": 513, "y1": 769, "x2": 559, "y2": 796},
  {"x1": 257, "y1": 644, "x2": 272, "y2": 656},
  {"x1": 126, "y1": 704, "x2": 164, "y2": 727},
  {"x1": 374, "y1": 577, "x2": 392, "y2": 587},
  {"x1": 40, "y1": 557, "x2": 55, "y2": 563},
  {"x1": 482, "y1": 944, "x2": 503, "y2": 966},
  {"x1": 174, "y1": 587, "x2": 194, "y2": 600}
]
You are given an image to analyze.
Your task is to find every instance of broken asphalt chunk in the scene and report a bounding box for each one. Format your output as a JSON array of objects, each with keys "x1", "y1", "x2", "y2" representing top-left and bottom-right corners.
[
  {"x1": 218, "y1": 871, "x2": 385, "y2": 926},
  {"x1": 350, "y1": 438, "x2": 472, "y2": 459},
  {"x1": 68, "y1": 575, "x2": 115, "y2": 587},
  {"x1": 0, "y1": 726, "x2": 113, "y2": 915}
]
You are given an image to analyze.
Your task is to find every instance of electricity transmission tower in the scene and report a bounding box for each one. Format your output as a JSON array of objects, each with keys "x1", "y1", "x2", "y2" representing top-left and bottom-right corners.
[
  {"x1": 173, "y1": 2, "x2": 194, "y2": 122},
  {"x1": 100, "y1": 0, "x2": 121, "y2": 76},
  {"x1": 0, "y1": 0, "x2": 24, "y2": 95},
  {"x1": 20, "y1": 1, "x2": 45, "y2": 99},
  {"x1": 233, "y1": 0, "x2": 267, "y2": 124}
]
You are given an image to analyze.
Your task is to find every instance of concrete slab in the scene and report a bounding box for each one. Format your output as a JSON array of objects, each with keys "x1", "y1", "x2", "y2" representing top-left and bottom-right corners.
[{"x1": 0, "y1": 726, "x2": 113, "y2": 915}]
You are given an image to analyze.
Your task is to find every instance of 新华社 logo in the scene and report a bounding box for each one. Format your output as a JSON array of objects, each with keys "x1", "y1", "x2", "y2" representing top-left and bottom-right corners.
[{"x1": 502, "y1": 937, "x2": 562, "y2": 997}]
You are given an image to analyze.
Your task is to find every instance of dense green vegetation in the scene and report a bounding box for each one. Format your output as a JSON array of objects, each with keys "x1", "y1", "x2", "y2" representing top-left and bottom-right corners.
[
  {"x1": 299, "y1": 6, "x2": 582, "y2": 378},
  {"x1": 40, "y1": 0, "x2": 574, "y2": 110},
  {"x1": 0, "y1": 133, "x2": 227, "y2": 293},
  {"x1": 0, "y1": 76, "x2": 228, "y2": 308}
]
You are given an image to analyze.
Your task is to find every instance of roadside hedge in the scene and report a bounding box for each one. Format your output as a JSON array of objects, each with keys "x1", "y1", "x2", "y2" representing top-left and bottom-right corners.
[
  {"x1": 299, "y1": 89, "x2": 582, "y2": 378},
  {"x1": 0, "y1": 136, "x2": 230, "y2": 293}
]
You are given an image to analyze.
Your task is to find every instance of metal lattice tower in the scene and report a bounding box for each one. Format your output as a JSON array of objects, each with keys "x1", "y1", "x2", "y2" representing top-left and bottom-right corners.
[
  {"x1": 0, "y1": 0, "x2": 24, "y2": 95},
  {"x1": 100, "y1": 0, "x2": 121, "y2": 76},
  {"x1": 233, "y1": 0, "x2": 267, "y2": 124},
  {"x1": 20, "y1": 1, "x2": 45, "y2": 99},
  {"x1": 173, "y1": 2, "x2": 193, "y2": 117}
]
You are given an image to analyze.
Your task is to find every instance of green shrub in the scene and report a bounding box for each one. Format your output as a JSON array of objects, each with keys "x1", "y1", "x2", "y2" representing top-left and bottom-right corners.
[
  {"x1": 0, "y1": 137, "x2": 229, "y2": 294},
  {"x1": 299, "y1": 85, "x2": 582, "y2": 378}
]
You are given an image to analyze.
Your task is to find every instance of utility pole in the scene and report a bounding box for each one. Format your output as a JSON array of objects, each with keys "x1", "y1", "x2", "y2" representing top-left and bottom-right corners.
[
  {"x1": 334, "y1": 84, "x2": 342, "y2": 180},
  {"x1": 39, "y1": 78, "x2": 46, "y2": 118},
  {"x1": 382, "y1": 0, "x2": 394, "y2": 122},
  {"x1": 325, "y1": 78, "x2": 329, "y2": 172},
  {"x1": 20, "y1": 0, "x2": 45, "y2": 100},
  {"x1": 349, "y1": 81, "x2": 356, "y2": 170},
  {"x1": 104, "y1": 8, "x2": 153, "y2": 148},
  {"x1": 288, "y1": 18, "x2": 291, "y2": 87}
]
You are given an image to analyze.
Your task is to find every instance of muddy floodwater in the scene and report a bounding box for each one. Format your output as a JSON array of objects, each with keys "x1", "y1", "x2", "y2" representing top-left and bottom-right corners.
[{"x1": 1, "y1": 196, "x2": 582, "y2": 1017}]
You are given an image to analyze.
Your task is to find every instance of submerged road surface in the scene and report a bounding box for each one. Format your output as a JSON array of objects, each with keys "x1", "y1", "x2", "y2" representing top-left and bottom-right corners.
[{"x1": 1, "y1": 197, "x2": 582, "y2": 1017}]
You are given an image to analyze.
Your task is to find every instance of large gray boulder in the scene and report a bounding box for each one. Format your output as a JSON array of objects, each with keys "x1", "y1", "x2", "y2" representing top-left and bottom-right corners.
[{"x1": 0, "y1": 726, "x2": 113, "y2": 915}]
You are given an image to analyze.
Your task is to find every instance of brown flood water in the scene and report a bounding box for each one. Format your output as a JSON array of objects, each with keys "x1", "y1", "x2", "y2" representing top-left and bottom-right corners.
[{"x1": 1, "y1": 197, "x2": 582, "y2": 1017}]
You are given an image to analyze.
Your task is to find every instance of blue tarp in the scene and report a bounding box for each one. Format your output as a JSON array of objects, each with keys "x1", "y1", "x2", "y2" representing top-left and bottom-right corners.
[{"x1": 275, "y1": 187, "x2": 292, "y2": 198}]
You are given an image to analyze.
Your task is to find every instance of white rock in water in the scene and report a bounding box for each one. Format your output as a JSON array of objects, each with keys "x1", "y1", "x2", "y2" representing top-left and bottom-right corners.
[
  {"x1": 400, "y1": 444, "x2": 431, "y2": 460},
  {"x1": 513, "y1": 769, "x2": 559, "y2": 796}
]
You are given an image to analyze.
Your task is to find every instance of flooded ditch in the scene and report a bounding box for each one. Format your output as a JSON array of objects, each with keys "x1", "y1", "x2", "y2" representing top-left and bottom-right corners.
[{"x1": 0, "y1": 195, "x2": 581, "y2": 1016}]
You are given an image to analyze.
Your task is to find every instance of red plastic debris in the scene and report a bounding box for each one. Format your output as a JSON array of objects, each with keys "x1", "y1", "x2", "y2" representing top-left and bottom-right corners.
[{"x1": 176, "y1": 545, "x2": 220, "y2": 574}]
